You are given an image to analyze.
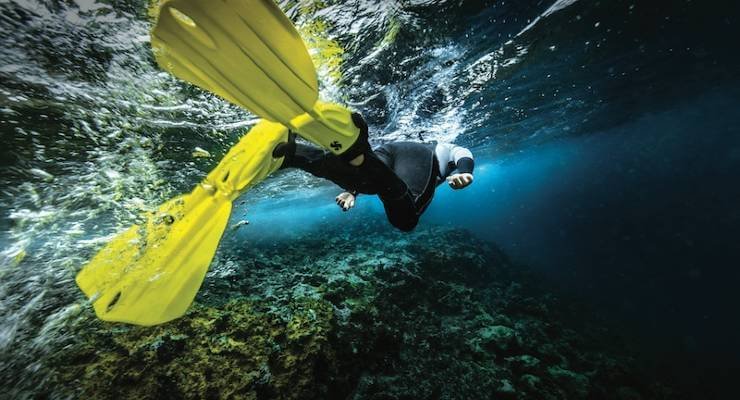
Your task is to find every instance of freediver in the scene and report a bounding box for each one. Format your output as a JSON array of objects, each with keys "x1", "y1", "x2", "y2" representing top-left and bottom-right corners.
[
  {"x1": 274, "y1": 113, "x2": 475, "y2": 231},
  {"x1": 77, "y1": 0, "x2": 478, "y2": 326}
]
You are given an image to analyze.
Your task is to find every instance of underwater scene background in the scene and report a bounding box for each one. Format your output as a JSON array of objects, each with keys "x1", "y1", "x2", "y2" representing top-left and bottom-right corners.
[{"x1": 1, "y1": 0, "x2": 739, "y2": 398}]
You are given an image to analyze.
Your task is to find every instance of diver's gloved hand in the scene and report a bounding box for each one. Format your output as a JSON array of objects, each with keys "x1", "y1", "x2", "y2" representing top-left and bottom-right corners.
[
  {"x1": 447, "y1": 173, "x2": 474, "y2": 189},
  {"x1": 335, "y1": 192, "x2": 356, "y2": 211}
]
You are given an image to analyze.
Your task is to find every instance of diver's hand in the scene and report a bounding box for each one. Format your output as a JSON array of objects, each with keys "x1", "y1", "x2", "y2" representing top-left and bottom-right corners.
[
  {"x1": 335, "y1": 192, "x2": 356, "y2": 211},
  {"x1": 447, "y1": 173, "x2": 474, "y2": 190}
]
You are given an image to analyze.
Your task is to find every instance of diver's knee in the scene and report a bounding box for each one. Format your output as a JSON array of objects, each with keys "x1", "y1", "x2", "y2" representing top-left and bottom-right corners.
[
  {"x1": 389, "y1": 217, "x2": 418, "y2": 232},
  {"x1": 396, "y1": 224, "x2": 416, "y2": 232}
]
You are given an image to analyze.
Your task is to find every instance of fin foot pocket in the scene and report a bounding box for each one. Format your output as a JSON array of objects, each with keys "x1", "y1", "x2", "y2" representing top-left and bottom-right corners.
[{"x1": 289, "y1": 102, "x2": 362, "y2": 156}]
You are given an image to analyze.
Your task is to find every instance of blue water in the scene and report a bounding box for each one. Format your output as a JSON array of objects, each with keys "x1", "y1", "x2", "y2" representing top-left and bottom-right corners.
[
  {"x1": 432, "y1": 86, "x2": 740, "y2": 369},
  {"x1": 234, "y1": 84, "x2": 740, "y2": 388}
]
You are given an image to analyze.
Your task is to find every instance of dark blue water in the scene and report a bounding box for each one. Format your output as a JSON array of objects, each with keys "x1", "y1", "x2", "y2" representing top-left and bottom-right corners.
[
  {"x1": 235, "y1": 84, "x2": 740, "y2": 395},
  {"x1": 431, "y1": 86, "x2": 740, "y2": 389},
  {"x1": 240, "y1": 0, "x2": 740, "y2": 395}
]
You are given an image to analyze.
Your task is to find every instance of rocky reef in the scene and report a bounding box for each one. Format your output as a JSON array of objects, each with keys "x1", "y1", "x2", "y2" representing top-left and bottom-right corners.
[{"x1": 49, "y1": 222, "x2": 677, "y2": 399}]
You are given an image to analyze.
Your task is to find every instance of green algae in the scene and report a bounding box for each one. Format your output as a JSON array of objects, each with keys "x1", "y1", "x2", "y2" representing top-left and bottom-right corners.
[
  {"x1": 379, "y1": 16, "x2": 401, "y2": 47},
  {"x1": 292, "y1": 2, "x2": 346, "y2": 88},
  {"x1": 52, "y1": 298, "x2": 336, "y2": 399},
  {"x1": 298, "y1": 19, "x2": 345, "y2": 86}
]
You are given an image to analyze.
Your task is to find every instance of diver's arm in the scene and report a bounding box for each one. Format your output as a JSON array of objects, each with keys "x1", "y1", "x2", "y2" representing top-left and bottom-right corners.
[{"x1": 438, "y1": 144, "x2": 475, "y2": 189}]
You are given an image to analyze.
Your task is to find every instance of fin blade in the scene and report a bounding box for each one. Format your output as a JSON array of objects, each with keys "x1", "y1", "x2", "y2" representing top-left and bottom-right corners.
[
  {"x1": 151, "y1": 0, "x2": 318, "y2": 124},
  {"x1": 76, "y1": 120, "x2": 289, "y2": 326},
  {"x1": 75, "y1": 225, "x2": 142, "y2": 300},
  {"x1": 77, "y1": 191, "x2": 232, "y2": 326}
]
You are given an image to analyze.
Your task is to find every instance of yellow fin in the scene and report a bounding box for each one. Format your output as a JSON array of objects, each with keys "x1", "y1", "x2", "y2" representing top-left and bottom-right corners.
[
  {"x1": 76, "y1": 120, "x2": 288, "y2": 325},
  {"x1": 150, "y1": 0, "x2": 360, "y2": 156},
  {"x1": 76, "y1": 190, "x2": 231, "y2": 326},
  {"x1": 151, "y1": 0, "x2": 319, "y2": 124}
]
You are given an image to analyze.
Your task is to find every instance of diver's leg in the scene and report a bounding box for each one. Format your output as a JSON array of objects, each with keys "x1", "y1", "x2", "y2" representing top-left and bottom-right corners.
[
  {"x1": 380, "y1": 192, "x2": 419, "y2": 232},
  {"x1": 282, "y1": 143, "x2": 331, "y2": 176},
  {"x1": 359, "y1": 151, "x2": 408, "y2": 198},
  {"x1": 277, "y1": 124, "x2": 420, "y2": 231},
  {"x1": 361, "y1": 150, "x2": 420, "y2": 231},
  {"x1": 276, "y1": 133, "x2": 342, "y2": 179},
  {"x1": 371, "y1": 143, "x2": 446, "y2": 232}
]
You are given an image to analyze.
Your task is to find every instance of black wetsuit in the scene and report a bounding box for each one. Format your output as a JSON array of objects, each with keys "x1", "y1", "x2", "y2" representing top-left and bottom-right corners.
[
  {"x1": 276, "y1": 113, "x2": 473, "y2": 231},
  {"x1": 281, "y1": 139, "x2": 475, "y2": 231},
  {"x1": 282, "y1": 141, "x2": 436, "y2": 231}
]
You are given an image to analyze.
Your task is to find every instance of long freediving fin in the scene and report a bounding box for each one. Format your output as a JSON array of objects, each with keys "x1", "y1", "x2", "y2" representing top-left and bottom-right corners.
[
  {"x1": 151, "y1": 0, "x2": 362, "y2": 156},
  {"x1": 77, "y1": 0, "x2": 367, "y2": 325},
  {"x1": 76, "y1": 120, "x2": 288, "y2": 325}
]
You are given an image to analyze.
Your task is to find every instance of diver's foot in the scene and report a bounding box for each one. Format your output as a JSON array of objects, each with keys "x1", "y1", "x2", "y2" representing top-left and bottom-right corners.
[{"x1": 273, "y1": 131, "x2": 297, "y2": 165}]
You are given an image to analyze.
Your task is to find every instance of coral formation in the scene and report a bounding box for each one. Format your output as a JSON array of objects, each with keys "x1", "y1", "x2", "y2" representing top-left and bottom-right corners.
[
  {"x1": 54, "y1": 298, "x2": 336, "y2": 399},
  {"x1": 50, "y1": 222, "x2": 676, "y2": 399}
]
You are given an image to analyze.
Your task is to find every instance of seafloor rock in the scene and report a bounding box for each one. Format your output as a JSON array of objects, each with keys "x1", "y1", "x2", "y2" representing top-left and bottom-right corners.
[
  {"x1": 49, "y1": 221, "x2": 677, "y2": 399},
  {"x1": 52, "y1": 298, "x2": 337, "y2": 399}
]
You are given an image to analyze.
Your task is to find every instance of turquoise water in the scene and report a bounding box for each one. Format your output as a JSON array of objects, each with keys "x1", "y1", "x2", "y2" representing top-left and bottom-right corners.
[{"x1": 1, "y1": 0, "x2": 739, "y2": 398}]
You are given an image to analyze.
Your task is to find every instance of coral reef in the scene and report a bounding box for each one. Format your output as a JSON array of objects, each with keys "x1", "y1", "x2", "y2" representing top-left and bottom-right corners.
[
  {"x1": 53, "y1": 297, "x2": 336, "y2": 399},
  {"x1": 50, "y1": 222, "x2": 676, "y2": 399}
]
